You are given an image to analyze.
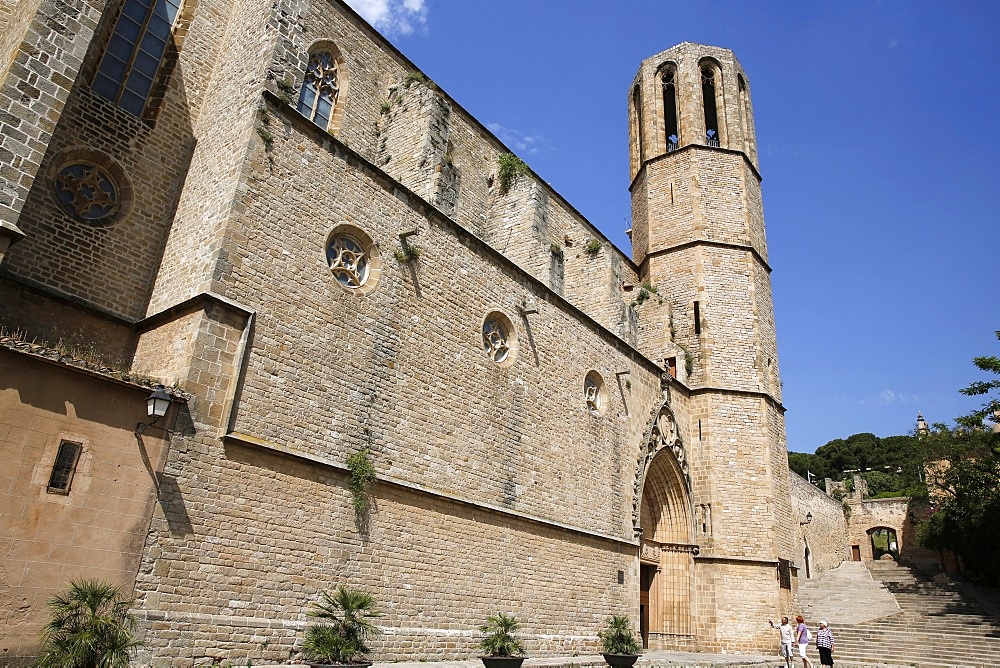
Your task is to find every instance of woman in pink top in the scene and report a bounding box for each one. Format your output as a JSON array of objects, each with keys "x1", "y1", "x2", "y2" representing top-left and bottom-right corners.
[{"x1": 795, "y1": 615, "x2": 813, "y2": 668}]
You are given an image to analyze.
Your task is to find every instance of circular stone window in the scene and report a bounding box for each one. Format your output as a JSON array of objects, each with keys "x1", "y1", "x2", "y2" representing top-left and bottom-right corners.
[
  {"x1": 325, "y1": 224, "x2": 381, "y2": 294},
  {"x1": 584, "y1": 370, "x2": 606, "y2": 414},
  {"x1": 49, "y1": 148, "x2": 132, "y2": 226},
  {"x1": 482, "y1": 311, "x2": 516, "y2": 366}
]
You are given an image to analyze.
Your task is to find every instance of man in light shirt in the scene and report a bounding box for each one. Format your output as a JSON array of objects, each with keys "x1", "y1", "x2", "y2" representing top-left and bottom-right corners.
[{"x1": 770, "y1": 616, "x2": 795, "y2": 668}]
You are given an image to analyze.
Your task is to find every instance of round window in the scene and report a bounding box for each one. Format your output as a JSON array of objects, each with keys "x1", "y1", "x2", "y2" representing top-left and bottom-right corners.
[
  {"x1": 482, "y1": 311, "x2": 516, "y2": 365},
  {"x1": 325, "y1": 224, "x2": 381, "y2": 294}
]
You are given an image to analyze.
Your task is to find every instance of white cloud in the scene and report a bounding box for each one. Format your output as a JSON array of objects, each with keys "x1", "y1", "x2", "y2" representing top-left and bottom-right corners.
[
  {"x1": 861, "y1": 389, "x2": 920, "y2": 406},
  {"x1": 487, "y1": 122, "x2": 553, "y2": 156},
  {"x1": 344, "y1": 0, "x2": 427, "y2": 37}
]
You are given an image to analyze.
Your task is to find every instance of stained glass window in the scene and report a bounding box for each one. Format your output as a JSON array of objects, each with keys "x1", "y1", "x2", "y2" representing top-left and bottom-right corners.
[
  {"x1": 92, "y1": 0, "x2": 182, "y2": 117},
  {"x1": 297, "y1": 51, "x2": 340, "y2": 129}
]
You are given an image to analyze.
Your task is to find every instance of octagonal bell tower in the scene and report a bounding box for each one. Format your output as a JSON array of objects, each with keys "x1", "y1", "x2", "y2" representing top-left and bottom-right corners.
[{"x1": 629, "y1": 43, "x2": 797, "y2": 651}]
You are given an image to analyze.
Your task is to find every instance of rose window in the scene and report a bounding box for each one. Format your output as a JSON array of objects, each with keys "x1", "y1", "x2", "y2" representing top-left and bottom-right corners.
[
  {"x1": 482, "y1": 317, "x2": 510, "y2": 363},
  {"x1": 54, "y1": 162, "x2": 120, "y2": 220},
  {"x1": 327, "y1": 233, "x2": 369, "y2": 288}
]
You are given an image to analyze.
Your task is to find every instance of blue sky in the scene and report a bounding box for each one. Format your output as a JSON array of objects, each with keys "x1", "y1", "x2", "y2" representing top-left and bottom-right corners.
[{"x1": 346, "y1": 1, "x2": 1000, "y2": 453}]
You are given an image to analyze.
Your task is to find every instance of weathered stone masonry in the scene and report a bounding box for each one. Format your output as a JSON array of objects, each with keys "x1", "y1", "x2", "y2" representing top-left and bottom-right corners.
[{"x1": 0, "y1": 1, "x2": 798, "y2": 664}]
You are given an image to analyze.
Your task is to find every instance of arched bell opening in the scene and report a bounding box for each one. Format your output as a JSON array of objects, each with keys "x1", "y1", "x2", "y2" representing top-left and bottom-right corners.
[{"x1": 634, "y1": 403, "x2": 697, "y2": 650}]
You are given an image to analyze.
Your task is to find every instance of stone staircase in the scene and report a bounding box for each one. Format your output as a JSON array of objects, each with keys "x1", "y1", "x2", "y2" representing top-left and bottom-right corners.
[
  {"x1": 799, "y1": 561, "x2": 900, "y2": 624},
  {"x1": 800, "y1": 560, "x2": 1000, "y2": 668}
]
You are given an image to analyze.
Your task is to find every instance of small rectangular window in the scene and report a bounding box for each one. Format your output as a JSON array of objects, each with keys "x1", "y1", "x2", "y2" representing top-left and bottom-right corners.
[
  {"x1": 666, "y1": 357, "x2": 677, "y2": 378},
  {"x1": 777, "y1": 558, "x2": 792, "y2": 590},
  {"x1": 693, "y1": 301, "x2": 701, "y2": 335},
  {"x1": 47, "y1": 441, "x2": 82, "y2": 494}
]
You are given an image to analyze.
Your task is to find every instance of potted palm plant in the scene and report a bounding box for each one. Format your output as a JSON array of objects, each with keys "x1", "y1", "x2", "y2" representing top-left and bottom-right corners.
[
  {"x1": 598, "y1": 614, "x2": 641, "y2": 668},
  {"x1": 301, "y1": 585, "x2": 381, "y2": 667},
  {"x1": 36, "y1": 579, "x2": 140, "y2": 668},
  {"x1": 479, "y1": 612, "x2": 526, "y2": 668}
]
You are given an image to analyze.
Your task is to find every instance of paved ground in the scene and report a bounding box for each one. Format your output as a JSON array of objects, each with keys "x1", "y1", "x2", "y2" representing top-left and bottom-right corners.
[{"x1": 368, "y1": 652, "x2": 782, "y2": 668}]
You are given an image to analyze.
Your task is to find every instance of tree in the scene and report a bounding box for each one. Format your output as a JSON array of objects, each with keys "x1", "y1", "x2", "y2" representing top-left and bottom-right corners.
[
  {"x1": 917, "y1": 331, "x2": 1000, "y2": 584},
  {"x1": 36, "y1": 579, "x2": 140, "y2": 668}
]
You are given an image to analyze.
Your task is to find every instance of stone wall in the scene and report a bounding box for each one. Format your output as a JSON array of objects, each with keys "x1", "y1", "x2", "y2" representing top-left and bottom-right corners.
[
  {"x1": 847, "y1": 497, "x2": 910, "y2": 562},
  {"x1": 789, "y1": 471, "x2": 849, "y2": 578},
  {"x1": 0, "y1": 349, "x2": 172, "y2": 662}
]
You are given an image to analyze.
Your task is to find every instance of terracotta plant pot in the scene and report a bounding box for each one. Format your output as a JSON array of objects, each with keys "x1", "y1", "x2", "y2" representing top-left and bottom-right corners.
[
  {"x1": 480, "y1": 656, "x2": 526, "y2": 668},
  {"x1": 602, "y1": 653, "x2": 640, "y2": 668}
]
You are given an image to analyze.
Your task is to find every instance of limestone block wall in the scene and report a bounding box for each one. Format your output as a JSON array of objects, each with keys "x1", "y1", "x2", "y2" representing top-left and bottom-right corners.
[
  {"x1": 0, "y1": 350, "x2": 171, "y2": 663},
  {"x1": 628, "y1": 43, "x2": 759, "y2": 184},
  {"x1": 634, "y1": 150, "x2": 766, "y2": 266},
  {"x1": 253, "y1": 0, "x2": 638, "y2": 338},
  {"x1": 146, "y1": 0, "x2": 277, "y2": 314},
  {"x1": 129, "y1": 96, "x2": 670, "y2": 661},
  {"x1": 789, "y1": 471, "x2": 848, "y2": 577},
  {"x1": 0, "y1": 0, "x2": 105, "y2": 232},
  {"x1": 847, "y1": 497, "x2": 910, "y2": 562}
]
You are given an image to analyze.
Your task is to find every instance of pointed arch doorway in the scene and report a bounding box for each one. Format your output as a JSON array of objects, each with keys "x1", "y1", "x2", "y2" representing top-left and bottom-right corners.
[{"x1": 633, "y1": 403, "x2": 698, "y2": 649}]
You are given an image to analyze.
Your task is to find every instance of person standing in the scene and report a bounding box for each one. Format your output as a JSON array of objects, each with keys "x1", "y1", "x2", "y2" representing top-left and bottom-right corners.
[
  {"x1": 769, "y1": 616, "x2": 795, "y2": 668},
  {"x1": 795, "y1": 615, "x2": 813, "y2": 668},
  {"x1": 816, "y1": 620, "x2": 834, "y2": 667}
]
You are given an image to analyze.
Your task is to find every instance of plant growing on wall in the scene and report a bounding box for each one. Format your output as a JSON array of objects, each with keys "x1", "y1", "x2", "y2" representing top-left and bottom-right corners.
[
  {"x1": 347, "y1": 446, "x2": 377, "y2": 515},
  {"x1": 393, "y1": 244, "x2": 422, "y2": 263},
  {"x1": 585, "y1": 238, "x2": 603, "y2": 256},
  {"x1": 630, "y1": 283, "x2": 663, "y2": 308},
  {"x1": 497, "y1": 153, "x2": 529, "y2": 195},
  {"x1": 36, "y1": 579, "x2": 140, "y2": 668},
  {"x1": 276, "y1": 78, "x2": 296, "y2": 105}
]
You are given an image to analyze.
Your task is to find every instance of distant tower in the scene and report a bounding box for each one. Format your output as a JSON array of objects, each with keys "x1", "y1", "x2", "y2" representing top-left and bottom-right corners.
[
  {"x1": 916, "y1": 412, "x2": 929, "y2": 436},
  {"x1": 628, "y1": 43, "x2": 795, "y2": 650}
]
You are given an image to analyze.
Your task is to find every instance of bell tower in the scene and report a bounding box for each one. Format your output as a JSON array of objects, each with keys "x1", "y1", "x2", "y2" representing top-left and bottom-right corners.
[{"x1": 629, "y1": 43, "x2": 796, "y2": 651}]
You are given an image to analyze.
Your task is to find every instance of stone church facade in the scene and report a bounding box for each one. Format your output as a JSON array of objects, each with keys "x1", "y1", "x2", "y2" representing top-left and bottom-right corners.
[{"x1": 0, "y1": 0, "x2": 797, "y2": 663}]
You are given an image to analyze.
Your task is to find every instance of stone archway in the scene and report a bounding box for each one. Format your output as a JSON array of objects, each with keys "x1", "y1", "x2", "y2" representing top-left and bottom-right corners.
[
  {"x1": 868, "y1": 526, "x2": 899, "y2": 560},
  {"x1": 634, "y1": 401, "x2": 696, "y2": 649}
]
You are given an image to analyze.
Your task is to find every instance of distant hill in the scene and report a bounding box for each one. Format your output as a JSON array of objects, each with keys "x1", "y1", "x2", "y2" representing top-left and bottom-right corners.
[{"x1": 789, "y1": 432, "x2": 925, "y2": 498}]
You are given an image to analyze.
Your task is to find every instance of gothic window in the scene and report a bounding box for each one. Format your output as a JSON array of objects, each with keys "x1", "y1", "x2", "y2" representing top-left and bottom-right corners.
[
  {"x1": 482, "y1": 312, "x2": 516, "y2": 365},
  {"x1": 701, "y1": 63, "x2": 721, "y2": 147},
  {"x1": 325, "y1": 224, "x2": 381, "y2": 294},
  {"x1": 92, "y1": 0, "x2": 183, "y2": 117},
  {"x1": 631, "y1": 84, "x2": 644, "y2": 166},
  {"x1": 584, "y1": 371, "x2": 605, "y2": 414},
  {"x1": 327, "y1": 233, "x2": 368, "y2": 287},
  {"x1": 737, "y1": 73, "x2": 755, "y2": 158},
  {"x1": 298, "y1": 50, "x2": 340, "y2": 130},
  {"x1": 47, "y1": 441, "x2": 82, "y2": 494},
  {"x1": 660, "y1": 66, "x2": 679, "y2": 151},
  {"x1": 54, "y1": 162, "x2": 120, "y2": 221}
]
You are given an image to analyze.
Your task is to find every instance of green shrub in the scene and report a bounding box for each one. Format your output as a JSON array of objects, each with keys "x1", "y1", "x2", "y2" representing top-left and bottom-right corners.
[{"x1": 36, "y1": 579, "x2": 140, "y2": 668}]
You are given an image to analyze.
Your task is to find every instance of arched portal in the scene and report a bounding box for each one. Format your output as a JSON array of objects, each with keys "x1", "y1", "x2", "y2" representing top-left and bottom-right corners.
[
  {"x1": 868, "y1": 526, "x2": 899, "y2": 560},
  {"x1": 634, "y1": 402, "x2": 696, "y2": 649}
]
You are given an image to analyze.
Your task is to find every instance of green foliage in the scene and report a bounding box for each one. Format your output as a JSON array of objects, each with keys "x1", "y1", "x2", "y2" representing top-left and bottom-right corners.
[
  {"x1": 404, "y1": 70, "x2": 432, "y2": 87},
  {"x1": 788, "y1": 430, "x2": 924, "y2": 496},
  {"x1": 478, "y1": 612, "x2": 525, "y2": 658},
  {"x1": 36, "y1": 579, "x2": 140, "y2": 668},
  {"x1": 497, "y1": 153, "x2": 529, "y2": 195},
  {"x1": 957, "y1": 330, "x2": 1000, "y2": 431},
  {"x1": 346, "y1": 447, "x2": 377, "y2": 515},
  {"x1": 630, "y1": 283, "x2": 662, "y2": 308},
  {"x1": 380, "y1": 101, "x2": 391, "y2": 115},
  {"x1": 549, "y1": 243, "x2": 564, "y2": 258},
  {"x1": 256, "y1": 126, "x2": 274, "y2": 146},
  {"x1": 276, "y1": 78, "x2": 296, "y2": 105},
  {"x1": 303, "y1": 585, "x2": 382, "y2": 664},
  {"x1": 915, "y1": 331, "x2": 1000, "y2": 584},
  {"x1": 597, "y1": 615, "x2": 641, "y2": 655},
  {"x1": 393, "y1": 244, "x2": 422, "y2": 263},
  {"x1": 585, "y1": 238, "x2": 603, "y2": 256}
]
